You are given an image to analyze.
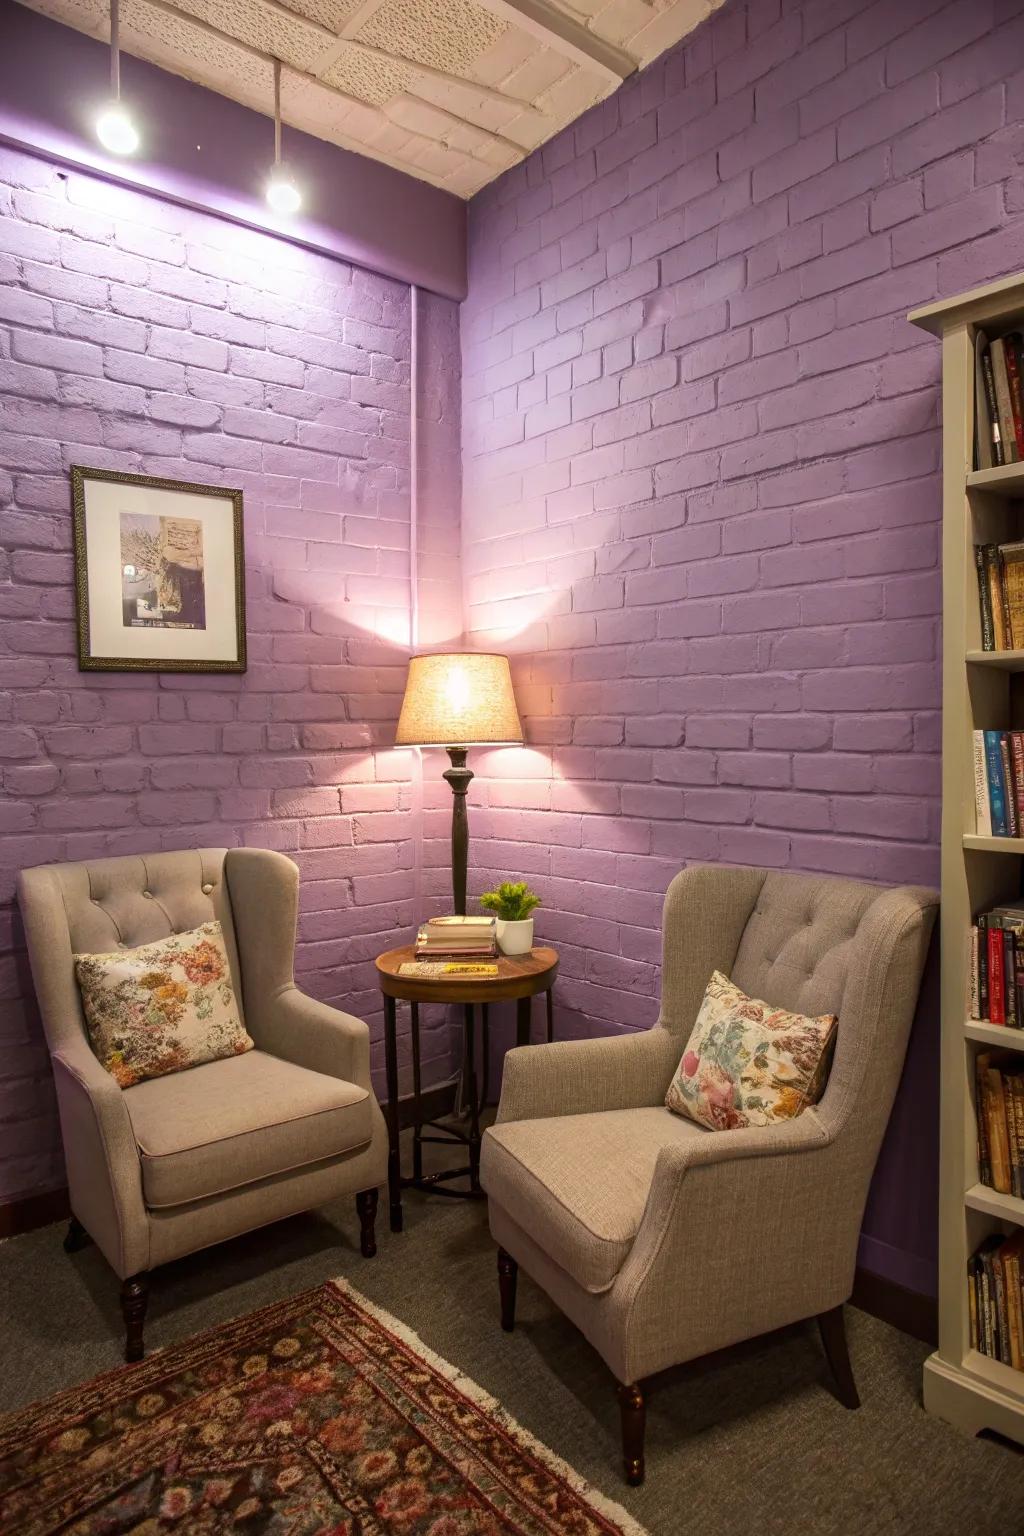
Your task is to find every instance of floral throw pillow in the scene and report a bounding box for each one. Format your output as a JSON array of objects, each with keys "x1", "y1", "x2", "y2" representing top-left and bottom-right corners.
[
  {"x1": 74, "y1": 921, "x2": 252, "y2": 1089},
  {"x1": 665, "y1": 970, "x2": 837, "y2": 1131}
]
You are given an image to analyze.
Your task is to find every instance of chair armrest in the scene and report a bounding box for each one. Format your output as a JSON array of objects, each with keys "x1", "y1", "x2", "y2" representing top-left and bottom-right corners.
[
  {"x1": 496, "y1": 1028, "x2": 680, "y2": 1124},
  {"x1": 652, "y1": 1106, "x2": 829, "y2": 1184},
  {"x1": 51, "y1": 1045, "x2": 149, "y2": 1278},
  {"x1": 637, "y1": 1109, "x2": 832, "y2": 1248},
  {"x1": 259, "y1": 986, "x2": 371, "y2": 1091},
  {"x1": 607, "y1": 1110, "x2": 841, "y2": 1380}
]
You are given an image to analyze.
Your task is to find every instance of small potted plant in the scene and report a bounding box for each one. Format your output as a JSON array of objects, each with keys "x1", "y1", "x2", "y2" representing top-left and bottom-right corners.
[{"x1": 480, "y1": 881, "x2": 541, "y2": 956}]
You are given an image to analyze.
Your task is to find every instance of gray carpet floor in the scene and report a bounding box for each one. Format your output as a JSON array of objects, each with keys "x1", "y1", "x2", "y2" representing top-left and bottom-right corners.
[{"x1": 1, "y1": 1164, "x2": 1022, "y2": 1535}]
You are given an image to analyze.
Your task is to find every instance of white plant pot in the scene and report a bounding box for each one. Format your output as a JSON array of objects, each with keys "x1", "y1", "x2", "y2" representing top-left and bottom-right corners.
[{"x1": 496, "y1": 917, "x2": 534, "y2": 956}]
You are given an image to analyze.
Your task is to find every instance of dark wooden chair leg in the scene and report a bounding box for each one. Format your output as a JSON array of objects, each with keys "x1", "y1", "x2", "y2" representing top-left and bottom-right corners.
[
  {"x1": 498, "y1": 1248, "x2": 518, "y2": 1333},
  {"x1": 818, "y1": 1304, "x2": 860, "y2": 1409},
  {"x1": 356, "y1": 1189, "x2": 378, "y2": 1258},
  {"x1": 63, "y1": 1216, "x2": 91, "y2": 1254},
  {"x1": 617, "y1": 1381, "x2": 646, "y2": 1487},
  {"x1": 121, "y1": 1274, "x2": 150, "y2": 1363}
]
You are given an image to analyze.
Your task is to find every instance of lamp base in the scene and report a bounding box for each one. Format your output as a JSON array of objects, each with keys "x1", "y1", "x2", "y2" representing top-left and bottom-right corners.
[{"x1": 442, "y1": 746, "x2": 473, "y2": 916}]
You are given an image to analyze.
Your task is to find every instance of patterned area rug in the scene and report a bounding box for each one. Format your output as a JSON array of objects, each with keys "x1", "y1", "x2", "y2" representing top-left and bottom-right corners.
[{"x1": 0, "y1": 1279, "x2": 647, "y2": 1535}]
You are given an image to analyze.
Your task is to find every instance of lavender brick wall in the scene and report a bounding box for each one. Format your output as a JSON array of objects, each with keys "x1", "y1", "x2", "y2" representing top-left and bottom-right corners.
[
  {"x1": 461, "y1": 0, "x2": 1024, "y2": 1294},
  {"x1": 0, "y1": 144, "x2": 461, "y2": 1203}
]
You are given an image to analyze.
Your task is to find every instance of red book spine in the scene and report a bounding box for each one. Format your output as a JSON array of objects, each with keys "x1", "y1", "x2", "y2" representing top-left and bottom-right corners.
[
  {"x1": 1005, "y1": 337, "x2": 1024, "y2": 458},
  {"x1": 989, "y1": 926, "x2": 1006, "y2": 1024}
]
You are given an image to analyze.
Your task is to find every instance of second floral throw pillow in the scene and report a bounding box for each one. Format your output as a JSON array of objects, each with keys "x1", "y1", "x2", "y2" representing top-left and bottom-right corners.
[{"x1": 665, "y1": 970, "x2": 837, "y2": 1131}]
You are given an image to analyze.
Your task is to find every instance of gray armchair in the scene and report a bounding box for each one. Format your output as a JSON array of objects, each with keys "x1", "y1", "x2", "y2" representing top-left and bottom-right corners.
[
  {"x1": 18, "y1": 846, "x2": 388, "y2": 1360},
  {"x1": 480, "y1": 864, "x2": 937, "y2": 1485}
]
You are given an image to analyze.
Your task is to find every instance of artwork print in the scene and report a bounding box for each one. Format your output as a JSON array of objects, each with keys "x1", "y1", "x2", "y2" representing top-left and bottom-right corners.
[
  {"x1": 72, "y1": 466, "x2": 245, "y2": 673},
  {"x1": 120, "y1": 513, "x2": 207, "y2": 630}
]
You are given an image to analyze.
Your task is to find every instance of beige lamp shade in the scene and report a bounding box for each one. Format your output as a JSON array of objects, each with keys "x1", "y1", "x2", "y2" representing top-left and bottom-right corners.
[{"x1": 395, "y1": 653, "x2": 524, "y2": 747}]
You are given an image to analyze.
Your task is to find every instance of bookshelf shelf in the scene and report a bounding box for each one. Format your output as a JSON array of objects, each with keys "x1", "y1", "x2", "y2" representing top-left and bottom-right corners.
[
  {"x1": 965, "y1": 1183, "x2": 1024, "y2": 1225},
  {"x1": 967, "y1": 463, "x2": 1024, "y2": 496},
  {"x1": 912, "y1": 272, "x2": 1024, "y2": 1445},
  {"x1": 964, "y1": 1019, "x2": 1024, "y2": 1046},
  {"x1": 966, "y1": 649, "x2": 1024, "y2": 670},
  {"x1": 963, "y1": 834, "x2": 1024, "y2": 852}
]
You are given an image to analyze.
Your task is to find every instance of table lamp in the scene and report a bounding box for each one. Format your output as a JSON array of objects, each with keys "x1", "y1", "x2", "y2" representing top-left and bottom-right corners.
[{"x1": 395, "y1": 652, "x2": 523, "y2": 916}]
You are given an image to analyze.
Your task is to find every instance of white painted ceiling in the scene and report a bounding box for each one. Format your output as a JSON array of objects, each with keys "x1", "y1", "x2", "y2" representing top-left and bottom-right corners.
[{"x1": 16, "y1": 0, "x2": 725, "y2": 199}]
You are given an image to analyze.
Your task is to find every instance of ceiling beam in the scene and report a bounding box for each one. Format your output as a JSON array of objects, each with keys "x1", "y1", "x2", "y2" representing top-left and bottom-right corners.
[{"x1": 471, "y1": 0, "x2": 635, "y2": 85}]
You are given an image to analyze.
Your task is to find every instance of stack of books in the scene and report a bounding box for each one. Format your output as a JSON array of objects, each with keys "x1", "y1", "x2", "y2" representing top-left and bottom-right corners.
[
  {"x1": 976, "y1": 1049, "x2": 1024, "y2": 1194},
  {"x1": 969, "y1": 1232, "x2": 1024, "y2": 1370},
  {"x1": 974, "y1": 542, "x2": 1024, "y2": 651},
  {"x1": 972, "y1": 731, "x2": 1024, "y2": 836},
  {"x1": 974, "y1": 328, "x2": 1024, "y2": 470},
  {"x1": 969, "y1": 904, "x2": 1024, "y2": 1023},
  {"x1": 414, "y1": 915, "x2": 497, "y2": 959}
]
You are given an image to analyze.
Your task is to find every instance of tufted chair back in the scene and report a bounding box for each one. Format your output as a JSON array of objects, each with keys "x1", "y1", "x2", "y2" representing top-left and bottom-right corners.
[
  {"x1": 658, "y1": 864, "x2": 937, "y2": 1153},
  {"x1": 18, "y1": 849, "x2": 245, "y2": 1055}
]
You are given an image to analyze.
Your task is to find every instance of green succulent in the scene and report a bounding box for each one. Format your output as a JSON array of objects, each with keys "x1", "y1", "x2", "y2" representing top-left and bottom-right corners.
[{"x1": 479, "y1": 881, "x2": 541, "y2": 923}]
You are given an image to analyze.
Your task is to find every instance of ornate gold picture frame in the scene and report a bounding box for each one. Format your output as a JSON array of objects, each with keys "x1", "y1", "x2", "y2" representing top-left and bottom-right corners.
[{"x1": 72, "y1": 466, "x2": 246, "y2": 673}]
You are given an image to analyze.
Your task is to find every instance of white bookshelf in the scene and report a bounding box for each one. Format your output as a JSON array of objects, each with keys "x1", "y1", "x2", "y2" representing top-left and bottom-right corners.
[{"x1": 910, "y1": 270, "x2": 1024, "y2": 1445}]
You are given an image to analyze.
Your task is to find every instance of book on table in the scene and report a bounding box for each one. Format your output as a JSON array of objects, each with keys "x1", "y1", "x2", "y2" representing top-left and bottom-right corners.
[{"x1": 414, "y1": 914, "x2": 497, "y2": 959}]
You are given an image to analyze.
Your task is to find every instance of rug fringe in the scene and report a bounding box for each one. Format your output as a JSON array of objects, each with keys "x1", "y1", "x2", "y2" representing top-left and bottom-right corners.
[{"x1": 329, "y1": 1277, "x2": 651, "y2": 1536}]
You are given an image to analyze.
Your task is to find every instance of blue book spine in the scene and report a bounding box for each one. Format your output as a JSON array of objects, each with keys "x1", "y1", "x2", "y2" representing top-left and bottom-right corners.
[{"x1": 985, "y1": 730, "x2": 1009, "y2": 835}]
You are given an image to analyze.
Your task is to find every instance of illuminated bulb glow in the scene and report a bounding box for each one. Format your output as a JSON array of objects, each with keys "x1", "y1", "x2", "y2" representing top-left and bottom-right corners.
[
  {"x1": 266, "y1": 166, "x2": 301, "y2": 215},
  {"x1": 96, "y1": 102, "x2": 139, "y2": 155}
]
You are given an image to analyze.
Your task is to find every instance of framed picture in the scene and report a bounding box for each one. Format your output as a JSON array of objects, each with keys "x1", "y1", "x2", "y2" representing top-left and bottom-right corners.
[{"x1": 72, "y1": 466, "x2": 246, "y2": 673}]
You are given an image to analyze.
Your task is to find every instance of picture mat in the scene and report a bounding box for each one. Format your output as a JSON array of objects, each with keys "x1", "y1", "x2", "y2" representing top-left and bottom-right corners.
[{"x1": 83, "y1": 479, "x2": 239, "y2": 662}]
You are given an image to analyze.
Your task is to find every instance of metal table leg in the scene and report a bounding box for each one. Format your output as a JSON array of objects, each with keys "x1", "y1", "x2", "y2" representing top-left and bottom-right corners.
[
  {"x1": 516, "y1": 995, "x2": 532, "y2": 1048},
  {"x1": 546, "y1": 986, "x2": 554, "y2": 1042},
  {"x1": 411, "y1": 1001, "x2": 423, "y2": 1183},
  {"x1": 383, "y1": 993, "x2": 402, "y2": 1233},
  {"x1": 465, "y1": 1003, "x2": 482, "y2": 1192}
]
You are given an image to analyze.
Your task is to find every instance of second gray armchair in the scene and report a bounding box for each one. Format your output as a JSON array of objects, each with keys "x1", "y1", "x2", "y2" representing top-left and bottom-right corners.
[
  {"x1": 481, "y1": 864, "x2": 938, "y2": 1486},
  {"x1": 18, "y1": 846, "x2": 388, "y2": 1361}
]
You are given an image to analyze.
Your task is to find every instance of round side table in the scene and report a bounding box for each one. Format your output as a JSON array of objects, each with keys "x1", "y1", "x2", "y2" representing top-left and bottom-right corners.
[{"x1": 376, "y1": 945, "x2": 559, "y2": 1234}]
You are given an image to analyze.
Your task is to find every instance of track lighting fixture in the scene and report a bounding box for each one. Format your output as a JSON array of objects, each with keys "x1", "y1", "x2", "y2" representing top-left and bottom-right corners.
[
  {"x1": 96, "y1": 0, "x2": 139, "y2": 155},
  {"x1": 266, "y1": 60, "x2": 301, "y2": 215}
]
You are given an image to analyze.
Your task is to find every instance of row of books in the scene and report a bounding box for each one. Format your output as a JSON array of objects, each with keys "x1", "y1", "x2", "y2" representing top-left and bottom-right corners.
[
  {"x1": 973, "y1": 543, "x2": 1024, "y2": 652},
  {"x1": 976, "y1": 1049, "x2": 1024, "y2": 1195},
  {"x1": 975, "y1": 329, "x2": 1024, "y2": 469},
  {"x1": 414, "y1": 914, "x2": 497, "y2": 959},
  {"x1": 969, "y1": 905, "x2": 1024, "y2": 1025},
  {"x1": 972, "y1": 731, "x2": 1024, "y2": 836},
  {"x1": 969, "y1": 1232, "x2": 1024, "y2": 1371}
]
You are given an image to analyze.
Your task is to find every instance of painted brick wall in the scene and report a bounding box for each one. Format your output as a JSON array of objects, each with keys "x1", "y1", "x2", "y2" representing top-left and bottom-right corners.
[
  {"x1": 461, "y1": 0, "x2": 1024, "y2": 1294},
  {"x1": 0, "y1": 144, "x2": 462, "y2": 1202}
]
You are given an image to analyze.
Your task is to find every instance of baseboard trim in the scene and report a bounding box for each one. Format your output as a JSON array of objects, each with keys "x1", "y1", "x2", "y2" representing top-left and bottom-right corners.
[
  {"x1": 851, "y1": 1265, "x2": 937, "y2": 1346},
  {"x1": 0, "y1": 1184, "x2": 70, "y2": 1240},
  {"x1": 0, "y1": 1083, "x2": 461, "y2": 1241}
]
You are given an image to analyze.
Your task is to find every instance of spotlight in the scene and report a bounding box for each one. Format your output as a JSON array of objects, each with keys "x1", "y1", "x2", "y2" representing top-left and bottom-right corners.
[
  {"x1": 266, "y1": 162, "x2": 301, "y2": 215},
  {"x1": 98, "y1": 1, "x2": 138, "y2": 155},
  {"x1": 266, "y1": 59, "x2": 302, "y2": 216},
  {"x1": 96, "y1": 101, "x2": 139, "y2": 155}
]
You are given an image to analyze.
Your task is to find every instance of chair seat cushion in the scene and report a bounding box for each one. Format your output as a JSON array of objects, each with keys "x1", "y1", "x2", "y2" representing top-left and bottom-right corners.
[
  {"x1": 124, "y1": 1051, "x2": 371, "y2": 1209},
  {"x1": 480, "y1": 1108, "x2": 709, "y2": 1294}
]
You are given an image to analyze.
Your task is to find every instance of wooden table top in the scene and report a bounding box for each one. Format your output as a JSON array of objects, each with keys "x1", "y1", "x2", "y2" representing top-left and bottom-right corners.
[{"x1": 375, "y1": 944, "x2": 558, "y2": 1003}]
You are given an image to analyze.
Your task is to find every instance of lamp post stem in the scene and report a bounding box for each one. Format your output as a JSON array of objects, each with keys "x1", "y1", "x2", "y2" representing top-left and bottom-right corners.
[{"x1": 443, "y1": 746, "x2": 473, "y2": 916}]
